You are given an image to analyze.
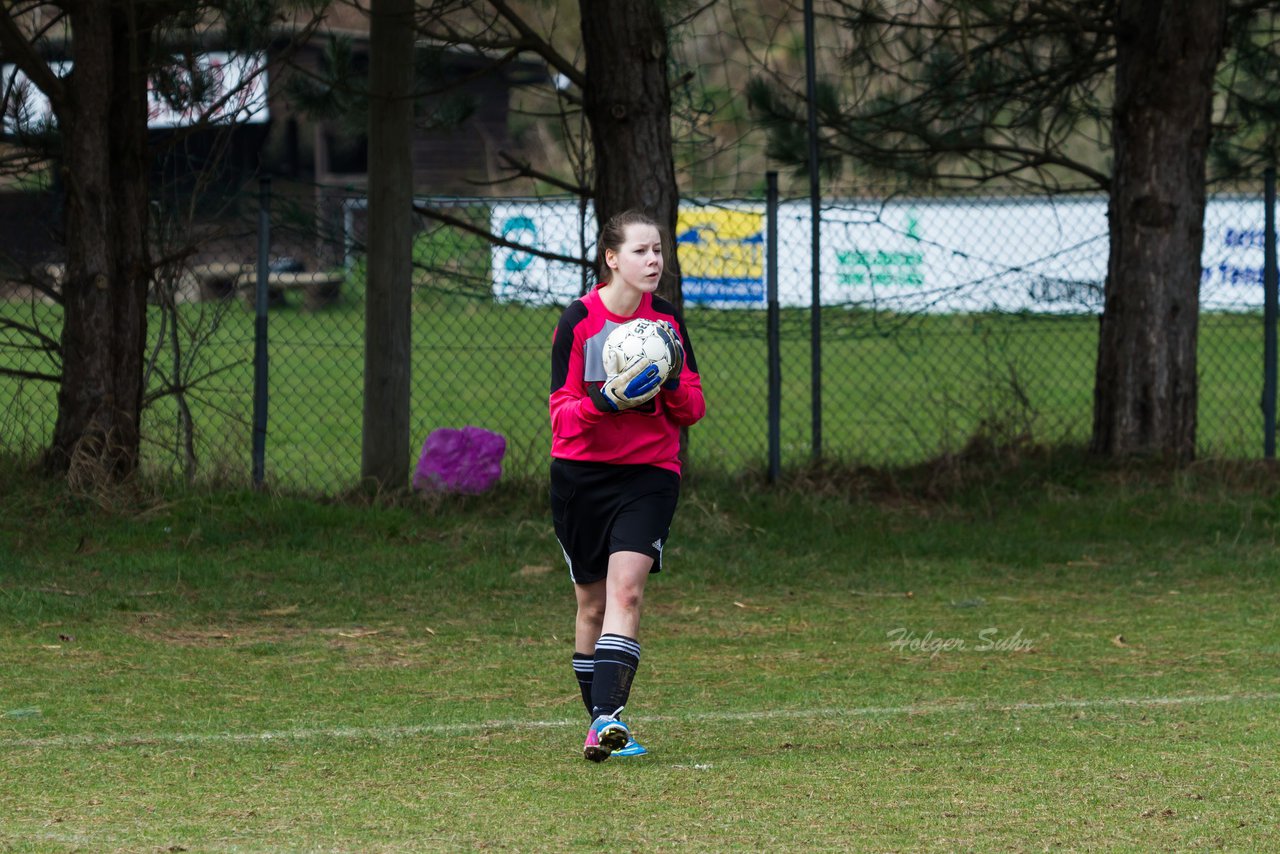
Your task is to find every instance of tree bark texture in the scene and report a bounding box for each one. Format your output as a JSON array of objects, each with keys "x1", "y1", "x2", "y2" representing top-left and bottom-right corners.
[
  {"x1": 362, "y1": 0, "x2": 416, "y2": 491},
  {"x1": 46, "y1": 4, "x2": 154, "y2": 480},
  {"x1": 579, "y1": 0, "x2": 684, "y2": 310},
  {"x1": 1092, "y1": 0, "x2": 1227, "y2": 461}
]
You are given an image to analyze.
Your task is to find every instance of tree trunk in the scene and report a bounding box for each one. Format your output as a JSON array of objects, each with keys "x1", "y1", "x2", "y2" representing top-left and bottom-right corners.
[
  {"x1": 362, "y1": 0, "x2": 416, "y2": 491},
  {"x1": 45, "y1": 5, "x2": 153, "y2": 481},
  {"x1": 1091, "y1": 0, "x2": 1227, "y2": 462},
  {"x1": 579, "y1": 0, "x2": 684, "y2": 310}
]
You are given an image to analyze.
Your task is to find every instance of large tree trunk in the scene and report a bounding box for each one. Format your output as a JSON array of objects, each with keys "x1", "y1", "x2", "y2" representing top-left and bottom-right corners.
[
  {"x1": 45, "y1": 5, "x2": 154, "y2": 480},
  {"x1": 579, "y1": 0, "x2": 684, "y2": 310},
  {"x1": 362, "y1": 0, "x2": 416, "y2": 491},
  {"x1": 1092, "y1": 0, "x2": 1227, "y2": 462}
]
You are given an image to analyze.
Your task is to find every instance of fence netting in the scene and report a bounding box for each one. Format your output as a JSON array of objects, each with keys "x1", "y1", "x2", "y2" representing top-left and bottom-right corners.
[{"x1": 0, "y1": 183, "x2": 1272, "y2": 492}]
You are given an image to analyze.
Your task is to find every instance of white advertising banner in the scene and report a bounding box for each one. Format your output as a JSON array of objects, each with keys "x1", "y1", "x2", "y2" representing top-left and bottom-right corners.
[
  {"x1": 491, "y1": 206, "x2": 588, "y2": 304},
  {"x1": 491, "y1": 197, "x2": 1272, "y2": 313}
]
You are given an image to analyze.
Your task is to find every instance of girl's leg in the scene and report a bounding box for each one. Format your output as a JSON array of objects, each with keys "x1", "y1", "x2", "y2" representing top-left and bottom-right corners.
[
  {"x1": 590, "y1": 550, "x2": 653, "y2": 718},
  {"x1": 574, "y1": 578, "x2": 607, "y2": 652},
  {"x1": 572, "y1": 579, "x2": 607, "y2": 715},
  {"x1": 600, "y1": 550, "x2": 654, "y2": 639}
]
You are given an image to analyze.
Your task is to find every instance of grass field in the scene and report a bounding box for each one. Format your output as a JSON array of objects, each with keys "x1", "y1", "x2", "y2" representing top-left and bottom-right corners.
[
  {"x1": 0, "y1": 285, "x2": 1271, "y2": 492},
  {"x1": 2, "y1": 454, "x2": 1279, "y2": 851}
]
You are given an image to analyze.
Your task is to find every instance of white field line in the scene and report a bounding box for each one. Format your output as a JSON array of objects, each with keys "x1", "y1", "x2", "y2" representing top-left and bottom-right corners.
[{"x1": 4, "y1": 691, "x2": 1278, "y2": 751}]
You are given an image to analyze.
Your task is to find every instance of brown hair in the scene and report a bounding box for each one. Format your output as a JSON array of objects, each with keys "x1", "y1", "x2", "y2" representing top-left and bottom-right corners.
[{"x1": 597, "y1": 209, "x2": 663, "y2": 282}]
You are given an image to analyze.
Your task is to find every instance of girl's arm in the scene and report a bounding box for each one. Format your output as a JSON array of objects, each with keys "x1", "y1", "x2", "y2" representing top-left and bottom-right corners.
[
  {"x1": 662, "y1": 316, "x2": 706, "y2": 426},
  {"x1": 549, "y1": 301, "x2": 607, "y2": 440}
]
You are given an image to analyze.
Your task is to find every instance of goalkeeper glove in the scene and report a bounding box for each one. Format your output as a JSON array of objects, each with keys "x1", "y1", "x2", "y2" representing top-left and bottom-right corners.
[
  {"x1": 589, "y1": 356, "x2": 664, "y2": 412},
  {"x1": 654, "y1": 321, "x2": 685, "y2": 389}
]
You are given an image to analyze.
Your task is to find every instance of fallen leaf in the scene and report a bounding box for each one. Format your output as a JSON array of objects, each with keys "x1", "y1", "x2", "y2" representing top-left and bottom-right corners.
[
  {"x1": 1112, "y1": 634, "x2": 1128, "y2": 647},
  {"x1": 516, "y1": 564, "x2": 553, "y2": 577},
  {"x1": 338, "y1": 629, "x2": 381, "y2": 639}
]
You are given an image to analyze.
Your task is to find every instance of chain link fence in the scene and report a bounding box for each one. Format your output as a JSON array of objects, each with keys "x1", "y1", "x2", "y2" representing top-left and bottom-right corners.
[{"x1": 0, "y1": 180, "x2": 1274, "y2": 492}]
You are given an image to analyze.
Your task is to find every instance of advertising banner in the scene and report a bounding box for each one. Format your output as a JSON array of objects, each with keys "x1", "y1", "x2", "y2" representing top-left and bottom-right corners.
[{"x1": 491, "y1": 197, "x2": 1272, "y2": 313}]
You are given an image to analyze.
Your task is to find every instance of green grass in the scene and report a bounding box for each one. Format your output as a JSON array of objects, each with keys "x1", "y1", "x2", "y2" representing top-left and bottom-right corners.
[
  {"x1": 0, "y1": 286, "x2": 1272, "y2": 491},
  {"x1": 2, "y1": 456, "x2": 1279, "y2": 850}
]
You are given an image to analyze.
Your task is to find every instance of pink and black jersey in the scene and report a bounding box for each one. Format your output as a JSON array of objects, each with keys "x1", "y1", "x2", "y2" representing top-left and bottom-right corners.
[{"x1": 549, "y1": 285, "x2": 706, "y2": 474}]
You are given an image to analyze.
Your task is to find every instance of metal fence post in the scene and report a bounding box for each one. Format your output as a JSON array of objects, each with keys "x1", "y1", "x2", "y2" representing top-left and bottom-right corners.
[
  {"x1": 1264, "y1": 167, "x2": 1277, "y2": 459},
  {"x1": 252, "y1": 177, "x2": 271, "y2": 487},
  {"x1": 804, "y1": 0, "x2": 822, "y2": 461},
  {"x1": 767, "y1": 172, "x2": 782, "y2": 483}
]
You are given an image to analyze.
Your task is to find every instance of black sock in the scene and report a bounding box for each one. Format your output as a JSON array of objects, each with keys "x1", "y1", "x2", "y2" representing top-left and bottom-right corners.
[
  {"x1": 572, "y1": 652, "x2": 594, "y2": 716},
  {"x1": 591, "y1": 633, "x2": 641, "y2": 719}
]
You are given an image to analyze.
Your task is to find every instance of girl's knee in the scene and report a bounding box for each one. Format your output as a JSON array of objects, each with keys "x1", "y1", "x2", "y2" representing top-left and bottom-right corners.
[
  {"x1": 578, "y1": 598, "x2": 606, "y2": 623},
  {"x1": 610, "y1": 586, "x2": 644, "y2": 613}
]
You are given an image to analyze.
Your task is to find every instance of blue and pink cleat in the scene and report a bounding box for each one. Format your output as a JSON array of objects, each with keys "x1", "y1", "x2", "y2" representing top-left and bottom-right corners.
[
  {"x1": 582, "y1": 714, "x2": 634, "y2": 762},
  {"x1": 612, "y1": 735, "x2": 649, "y2": 757}
]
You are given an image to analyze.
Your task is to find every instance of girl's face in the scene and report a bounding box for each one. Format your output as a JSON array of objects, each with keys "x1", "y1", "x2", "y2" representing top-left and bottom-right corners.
[{"x1": 605, "y1": 224, "x2": 663, "y2": 293}]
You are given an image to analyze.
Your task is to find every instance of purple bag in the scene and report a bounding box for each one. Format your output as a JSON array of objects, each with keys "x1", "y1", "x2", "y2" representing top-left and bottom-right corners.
[{"x1": 413, "y1": 427, "x2": 507, "y2": 494}]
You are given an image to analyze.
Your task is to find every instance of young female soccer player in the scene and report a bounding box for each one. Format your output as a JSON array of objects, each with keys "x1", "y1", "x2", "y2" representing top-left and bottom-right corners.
[{"x1": 548, "y1": 209, "x2": 706, "y2": 762}]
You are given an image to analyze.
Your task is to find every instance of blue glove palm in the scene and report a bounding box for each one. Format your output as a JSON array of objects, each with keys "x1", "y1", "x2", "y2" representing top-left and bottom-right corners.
[{"x1": 589, "y1": 357, "x2": 664, "y2": 412}]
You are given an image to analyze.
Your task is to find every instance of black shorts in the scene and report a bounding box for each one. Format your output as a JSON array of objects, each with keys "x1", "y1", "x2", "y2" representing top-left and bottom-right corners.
[{"x1": 550, "y1": 458, "x2": 681, "y2": 586}]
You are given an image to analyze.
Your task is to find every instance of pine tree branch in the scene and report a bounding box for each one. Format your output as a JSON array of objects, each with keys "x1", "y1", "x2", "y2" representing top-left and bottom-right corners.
[{"x1": 0, "y1": 9, "x2": 67, "y2": 110}]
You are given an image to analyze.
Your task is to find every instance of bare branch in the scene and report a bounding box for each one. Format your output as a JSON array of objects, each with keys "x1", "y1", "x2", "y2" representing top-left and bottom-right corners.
[
  {"x1": 0, "y1": 366, "x2": 59, "y2": 383},
  {"x1": 494, "y1": 151, "x2": 588, "y2": 195},
  {"x1": 411, "y1": 202, "x2": 590, "y2": 268},
  {"x1": 0, "y1": 11, "x2": 67, "y2": 109},
  {"x1": 483, "y1": 0, "x2": 586, "y2": 90},
  {"x1": 142, "y1": 360, "x2": 248, "y2": 409}
]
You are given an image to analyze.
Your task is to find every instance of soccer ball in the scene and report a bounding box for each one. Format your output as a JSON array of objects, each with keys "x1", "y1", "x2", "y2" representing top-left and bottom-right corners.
[{"x1": 603, "y1": 318, "x2": 675, "y2": 381}]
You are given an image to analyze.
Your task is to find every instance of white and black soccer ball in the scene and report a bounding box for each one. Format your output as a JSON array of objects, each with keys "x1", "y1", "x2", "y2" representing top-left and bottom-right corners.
[{"x1": 603, "y1": 318, "x2": 675, "y2": 381}]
